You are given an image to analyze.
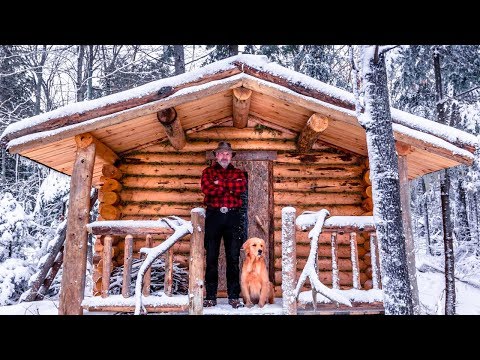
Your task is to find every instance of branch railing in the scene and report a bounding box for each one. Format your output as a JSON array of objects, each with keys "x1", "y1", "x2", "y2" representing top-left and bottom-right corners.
[
  {"x1": 86, "y1": 209, "x2": 206, "y2": 314},
  {"x1": 281, "y1": 207, "x2": 380, "y2": 315}
]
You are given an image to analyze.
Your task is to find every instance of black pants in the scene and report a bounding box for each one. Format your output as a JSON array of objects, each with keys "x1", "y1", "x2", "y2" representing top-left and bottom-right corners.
[{"x1": 204, "y1": 209, "x2": 243, "y2": 300}]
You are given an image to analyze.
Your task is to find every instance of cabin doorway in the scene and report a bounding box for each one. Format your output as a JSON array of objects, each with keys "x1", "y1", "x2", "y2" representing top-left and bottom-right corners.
[{"x1": 206, "y1": 150, "x2": 276, "y2": 296}]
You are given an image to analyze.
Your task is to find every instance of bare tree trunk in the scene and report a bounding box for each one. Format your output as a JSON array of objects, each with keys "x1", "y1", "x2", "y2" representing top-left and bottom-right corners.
[
  {"x1": 228, "y1": 45, "x2": 238, "y2": 57},
  {"x1": 421, "y1": 178, "x2": 433, "y2": 255},
  {"x1": 456, "y1": 178, "x2": 471, "y2": 244},
  {"x1": 441, "y1": 171, "x2": 456, "y2": 314},
  {"x1": 1, "y1": 142, "x2": 5, "y2": 183},
  {"x1": 434, "y1": 47, "x2": 456, "y2": 315},
  {"x1": 87, "y1": 45, "x2": 94, "y2": 100},
  {"x1": 357, "y1": 45, "x2": 413, "y2": 315},
  {"x1": 76, "y1": 45, "x2": 85, "y2": 102},
  {"x1": 174, "y1": 45, "x2": 185, "y2": 75},
  {"x1": 34, "y1": 45, "x2": 47, "y2": 115}
]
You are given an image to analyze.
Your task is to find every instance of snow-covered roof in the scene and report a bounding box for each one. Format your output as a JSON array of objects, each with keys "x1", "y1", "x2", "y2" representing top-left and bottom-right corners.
[{"x1": 1, "y1": 54, "x2": 477, "y2": 181}]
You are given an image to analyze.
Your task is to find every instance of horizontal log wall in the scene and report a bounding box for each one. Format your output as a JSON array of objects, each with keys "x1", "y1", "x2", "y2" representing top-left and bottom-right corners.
[{"x1": 95, "y1": 125, "x2": 372, "y2": 296}]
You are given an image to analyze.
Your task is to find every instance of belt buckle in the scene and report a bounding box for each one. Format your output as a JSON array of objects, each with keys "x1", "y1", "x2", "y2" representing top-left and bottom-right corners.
[{"x1": 220, "y1": 206, "x2": 228, "y2": 213}]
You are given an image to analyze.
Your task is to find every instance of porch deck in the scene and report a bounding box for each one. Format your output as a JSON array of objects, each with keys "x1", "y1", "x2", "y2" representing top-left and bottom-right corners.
[{"x1": 82, "y1": 289, "x2": 384, "y2": 315}]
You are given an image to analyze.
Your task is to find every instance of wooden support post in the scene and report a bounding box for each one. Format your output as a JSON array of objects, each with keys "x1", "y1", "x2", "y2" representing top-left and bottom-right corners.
[
  {"x1": 370, "y1": 234, "x2": 382, "y2": 289},
  {"x1": 281, "y1": 206, "x2": 297, "y2": 315},
  {"x1": 157, "y1": 107, "x2": 186, "y2": 150},
  {"x1": 397, "y1": 143, "x2": 420, "y2": 314},
  {"x1": 297, "y1": 113, "x2": 329, "y2": 153},
  {"x1": 350, "y1": 232, "x2": 360, "y2": 289},
  {"x1": 58, "y1": 133, "x2": 96, "y2": 315},
  {"x1": 330, "y1": 232, "x2": 339, "y2": 290},
  {"x1": 232, "y1": 87, "x2": 252, "y2": 128},
  {"x1": 164, "y1": 247, "x2": 174, "y2": 296},
  {"x1": 101, "y1": 235, "x2": 113, "y2": 298},
  {"x1": 122, "y1": 234, "x2": 133, "y2": 298},
  {"x1": 189, "y1": 208, "x2": 205, "y2": 315},
  {"x1": 142, "y1": 234, "x2": 153, "y2": 296}
]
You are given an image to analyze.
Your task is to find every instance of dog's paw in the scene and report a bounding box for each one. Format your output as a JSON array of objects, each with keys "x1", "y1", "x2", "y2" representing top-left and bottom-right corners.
[{"x1": 246, "y1": 302, "x2": 254, "y2": 308}]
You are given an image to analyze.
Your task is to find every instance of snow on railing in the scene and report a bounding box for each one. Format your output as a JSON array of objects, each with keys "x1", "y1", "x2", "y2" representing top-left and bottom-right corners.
[
  {"x1": 282, "y1": 207, "x2": 380, "y2": 314},
  {"x1": 86, "y1": 216, "x2": 195, "y2": 314},
  {"x1": 294, "y1": 209, "x2": 352, "y2": 309}
]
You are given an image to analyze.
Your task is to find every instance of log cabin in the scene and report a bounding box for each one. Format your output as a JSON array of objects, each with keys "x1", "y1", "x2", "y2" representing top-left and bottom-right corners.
[{"x1": 1, "y1": 54, "x2": 478, "y2": 315}]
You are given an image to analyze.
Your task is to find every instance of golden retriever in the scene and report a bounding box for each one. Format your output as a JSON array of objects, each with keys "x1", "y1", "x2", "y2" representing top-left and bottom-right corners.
[{"x1": 241, "y1": 237, "x2": 275, "y2": 308}]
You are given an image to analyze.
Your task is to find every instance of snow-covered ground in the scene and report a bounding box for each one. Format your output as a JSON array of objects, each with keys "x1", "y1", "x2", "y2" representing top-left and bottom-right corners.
[{"x1": 1, "y1": 269, "x2": 478, "y2": 315}]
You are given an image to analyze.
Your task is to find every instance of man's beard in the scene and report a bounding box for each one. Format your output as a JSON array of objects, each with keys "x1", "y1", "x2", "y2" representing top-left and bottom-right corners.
[{"x1": 219, "y1": 159, "x2": 230, "y2": 168}]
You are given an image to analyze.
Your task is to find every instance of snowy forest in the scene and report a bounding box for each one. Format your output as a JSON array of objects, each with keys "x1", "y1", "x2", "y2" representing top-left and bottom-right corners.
[{"x1": 0, "y1": 45, "x2": 479, "y2": 314}]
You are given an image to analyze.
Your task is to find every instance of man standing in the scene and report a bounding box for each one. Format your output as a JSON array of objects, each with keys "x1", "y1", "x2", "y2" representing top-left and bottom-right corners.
[{"x1": 201, "y1": 141, "x2": 247, "y2": 309}]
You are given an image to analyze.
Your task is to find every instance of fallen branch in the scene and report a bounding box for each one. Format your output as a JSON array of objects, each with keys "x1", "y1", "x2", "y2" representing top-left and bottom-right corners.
[{"x1": 417, "y1": 261, "x2": 480, "y2": 290}]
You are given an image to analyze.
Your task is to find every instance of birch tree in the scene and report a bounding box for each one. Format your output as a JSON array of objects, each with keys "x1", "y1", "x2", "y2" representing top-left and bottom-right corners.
[
  {"x1": 433, "y1": 47, "x2": 456, "y2": 315},
  {"x1": 352, "y1": 45, "x2": 413, "y2": 315}
]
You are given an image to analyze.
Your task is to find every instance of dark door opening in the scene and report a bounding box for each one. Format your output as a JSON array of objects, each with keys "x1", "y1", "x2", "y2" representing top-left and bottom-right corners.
[{"x1": 206, "y1": 150, "x2": 276, "y2": 296}]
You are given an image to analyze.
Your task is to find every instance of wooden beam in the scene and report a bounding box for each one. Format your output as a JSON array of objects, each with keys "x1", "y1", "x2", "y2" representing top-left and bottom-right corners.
[
  {"x1": 74, "y1": 133, "x2": 118, "y2": 164},
  {"x1": 248, "y1": 115, "x2": 297, "y2": 135},
  {"x1": 58, "y1": 134, "x2": 96, "y2": 315},
  {"x1": 394, "y1": 131, "x2": 472, "y2": 165},
  {"x1": 297, "y1": 113, "x2": 329, "y2": 153},
  {"x1": 232, "y1": 87, "x2": 252, "y2": 128},
  {"x1": 156, "y1": 108, "x2": 186, "y2": 150},
  {"x1": 398, "y1": 154, "x2": 420, "y2": 313},
  {"x1": 241, "y1": 76, "x2": 474, "y2": 164},
  {"x1": 102, "y1": 164, "x2": 122, "y2": 179},
  {"x1": 9, "y1": 75, "x2": 243, "y2": 154},
  {"x1": 206, "y1": 150, "x2": 277, "y2": 161},
  {"x1": 240, "y1": 69, "x2": 475, "y2": 154}
]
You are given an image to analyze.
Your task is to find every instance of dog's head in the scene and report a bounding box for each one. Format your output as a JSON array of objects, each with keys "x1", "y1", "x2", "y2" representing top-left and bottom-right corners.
[{"x1": 242, "y1": 237, "x2": 266, "y2": 258}]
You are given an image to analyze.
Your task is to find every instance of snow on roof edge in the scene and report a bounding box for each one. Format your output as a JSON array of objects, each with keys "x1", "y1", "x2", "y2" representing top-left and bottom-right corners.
[
  {"x1": 1, "y1": 55, "x2": 258, "y2": 140},
  {"x1": 2, "y1": 54, "x2": 478, "y2": 153}
]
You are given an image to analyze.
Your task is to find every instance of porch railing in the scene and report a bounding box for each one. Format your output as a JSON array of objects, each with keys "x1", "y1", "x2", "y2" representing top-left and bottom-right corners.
[
  {"x1": 84, "y1": 209, "x2": 205, "y2": 314},
  {"x1": 281, "y1": 207, "x2": 381, "y2": 315}
]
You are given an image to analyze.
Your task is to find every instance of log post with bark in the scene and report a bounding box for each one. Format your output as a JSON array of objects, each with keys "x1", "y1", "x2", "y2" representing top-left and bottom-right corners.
[
  {"x1": 58, "y1": 133, "x2": 96, "y2": 315},
  {"x1": 297, "y1": 113, "x2": 329, "y2": 153},
  {"x1": 396, "y1": 141, "x2": 420, "y2": 314},
  {"x1": 189, "y1": 208, "x2": 205, "y2": 315},
  {"x1": 232, "y1": 87, "x2": 252, "y2": 128},
  {"x1": 157, "y1": 107, "x2": 186, "y2": 150}
]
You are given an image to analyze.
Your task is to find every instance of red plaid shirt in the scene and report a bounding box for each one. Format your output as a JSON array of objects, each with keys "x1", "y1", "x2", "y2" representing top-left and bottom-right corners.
[{"x1": 201, "y1": 162, "x2": 247, "y2": 208}]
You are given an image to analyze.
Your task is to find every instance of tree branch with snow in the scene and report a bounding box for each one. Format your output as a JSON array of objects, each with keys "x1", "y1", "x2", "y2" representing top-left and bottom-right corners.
[
  {"x1": 134, "y1": 216, "x2": 192, "y2": 315},
  {"x1": 295, "y1": 209, "x2": 352, "y2": 308}
]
